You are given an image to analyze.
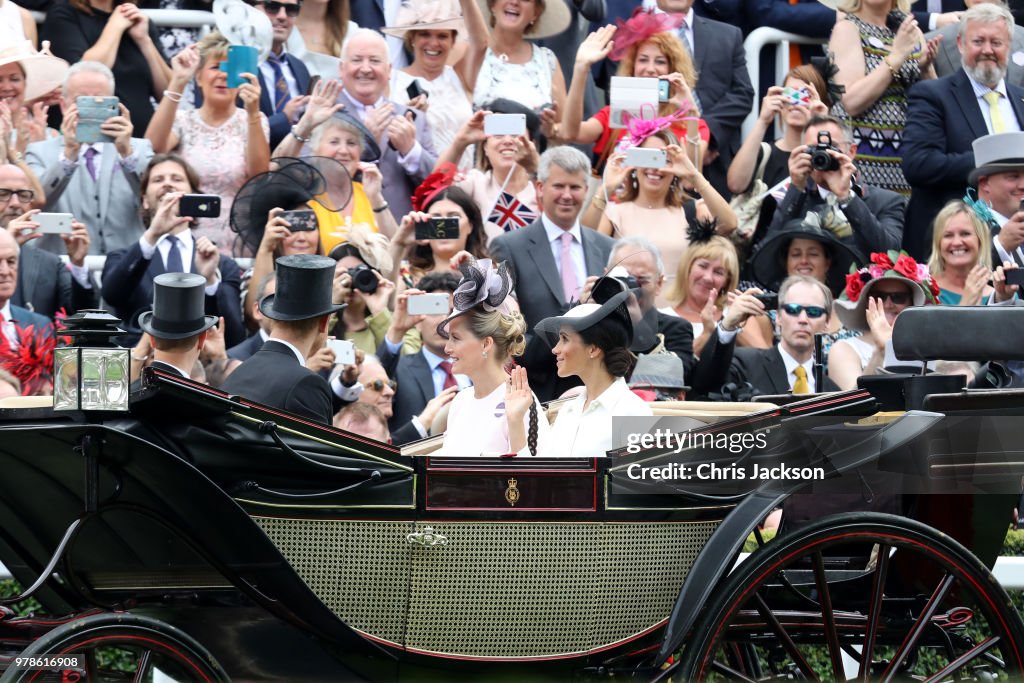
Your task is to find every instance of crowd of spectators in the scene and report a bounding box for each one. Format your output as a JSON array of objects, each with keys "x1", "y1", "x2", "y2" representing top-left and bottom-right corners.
[{"x1": 3, "y1": 0, "x2": 1024, "y2": 454}]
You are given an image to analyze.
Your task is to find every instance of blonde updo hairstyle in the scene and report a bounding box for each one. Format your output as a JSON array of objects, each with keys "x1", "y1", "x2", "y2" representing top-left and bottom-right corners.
[{"x1": 466, "y1": 308, "x2": 527, "y2": 361}]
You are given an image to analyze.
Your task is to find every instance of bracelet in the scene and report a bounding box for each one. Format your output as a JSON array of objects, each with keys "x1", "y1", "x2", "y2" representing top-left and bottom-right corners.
[
  {"x1": 290, "y1": 126, "x2": 310, "y2": 143},
  {"x1": 592, "y1": 192, "x2": 607, "y2": 209},
  {"x1": 372, "y1": 202, "x2": 390, "y2": 213},
  {"x1": 883, "y1": 56, "x2": 900, "y2": 80},
  {"x1": 162, "y1": 89, "x2": 183, "y2": 103}
]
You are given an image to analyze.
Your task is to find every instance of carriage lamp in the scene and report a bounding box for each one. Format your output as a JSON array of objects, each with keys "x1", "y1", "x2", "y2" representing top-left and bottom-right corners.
[{"x1": 53, "y1": 310, "x2": 130, "y2": 412}]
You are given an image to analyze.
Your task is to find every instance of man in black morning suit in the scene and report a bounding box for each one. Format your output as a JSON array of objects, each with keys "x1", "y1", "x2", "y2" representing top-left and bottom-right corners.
[
  {"x1": 132, "y1": 272, "x2": 218, "y2": 389},
  {"x1": 489, "y1": 146, "x2": 614, "y2": 402},
  {"x1": 221, "y1": 254, "x2": 345, "y2": 424},
  {"x1": 691, "y1": 276, "x2": 840, "y2": 398}
]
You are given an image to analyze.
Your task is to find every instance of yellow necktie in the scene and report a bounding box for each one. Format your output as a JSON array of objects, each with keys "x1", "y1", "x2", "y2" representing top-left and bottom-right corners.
[
  {"x1": 793, "y1": 366, "x2": 810, "y2": 394},
  {"x1": 984, "y1": 91, "x2": 1007, "y2": 133}
]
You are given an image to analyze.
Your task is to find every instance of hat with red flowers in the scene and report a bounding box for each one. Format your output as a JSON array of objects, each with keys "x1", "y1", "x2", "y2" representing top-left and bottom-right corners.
[{"x1": 835, "y1": 250, "x2": 939, "y2": 332}]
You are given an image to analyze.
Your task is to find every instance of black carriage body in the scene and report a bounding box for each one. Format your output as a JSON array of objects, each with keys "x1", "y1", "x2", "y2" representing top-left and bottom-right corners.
[{"x1": 0, "y1": 369, "x2": 1020, "y2": 681}]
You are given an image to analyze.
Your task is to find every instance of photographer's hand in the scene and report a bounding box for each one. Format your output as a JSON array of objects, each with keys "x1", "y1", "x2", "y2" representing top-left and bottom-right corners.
[{"x1": 788, "y1": 144, "x2": 811, "y2": 192}]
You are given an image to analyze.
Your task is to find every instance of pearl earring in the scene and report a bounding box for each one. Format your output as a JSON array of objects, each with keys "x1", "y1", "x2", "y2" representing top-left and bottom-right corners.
[{"x1": 482, "y1": 351, "x2": 488, "y2": 358}]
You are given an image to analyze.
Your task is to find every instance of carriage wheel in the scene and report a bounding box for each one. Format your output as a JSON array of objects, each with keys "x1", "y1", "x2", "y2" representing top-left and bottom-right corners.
[
  {"x1": 0, "y1": 612, "x2": 229, "y2": 683},
  {"x1": 676, "y1": 512, "x2": 1024, "y2": 682}
]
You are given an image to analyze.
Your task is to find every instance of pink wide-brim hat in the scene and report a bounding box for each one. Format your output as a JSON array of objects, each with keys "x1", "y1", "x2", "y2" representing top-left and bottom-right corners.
[
  {"x1": 382, "y1": 0, "x2": 468, "y2": 37},
  {"x1": 0, "y1": 41, "x2": 69, "y2": 102}
]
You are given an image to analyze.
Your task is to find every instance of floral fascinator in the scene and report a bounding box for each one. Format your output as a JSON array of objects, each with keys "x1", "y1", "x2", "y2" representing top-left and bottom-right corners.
[
  {"x1": 411, "y1": 162, "x2": 460, "y2": 213},
  {"x1": 608, "y1": 8, "x2": 684, "y2": 61},
  {"x1": 836, "y1": 250, "x2": 939, "y2": 332},
  {"x1": 437, "y1": 256, "x2": 514, "y2": 338}
]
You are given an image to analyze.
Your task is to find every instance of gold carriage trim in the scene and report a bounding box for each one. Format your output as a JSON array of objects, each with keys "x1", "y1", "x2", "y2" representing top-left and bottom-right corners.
[
  {"x1": 505, "y1": 478, "x2": 520, "y2": 506},
  {"x1": 252, "y1": 517, "x2": 720, "y2": 658}
]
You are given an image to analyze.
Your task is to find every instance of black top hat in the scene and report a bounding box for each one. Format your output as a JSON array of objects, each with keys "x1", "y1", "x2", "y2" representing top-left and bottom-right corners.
[
  {"x1": 750, "y1": 212, "x2": 864, "y2": 296},
  {"x1": 260, "y1": 254, "x2": 346, "y2": 321},
  {"x1": 138, "y1": 272, "x2": 218, "y2": 339}
]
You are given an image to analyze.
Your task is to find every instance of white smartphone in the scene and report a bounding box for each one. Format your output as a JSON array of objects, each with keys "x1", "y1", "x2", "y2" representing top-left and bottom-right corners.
[
  {"x1": 484, "y1": 113, "x2": 527, "y2": 137},
  {"x1": 34, "y1": 213, "x2": 74, "y2": 235},
  {"x1": 327, "y1": 339, "x2": 356, "y2": 365},
  {"x1": 407, "y1": 293, "x2": 450, "y2": 316},
  {"x1": 624, "y1": 147, "x2": 667, "y2": 169}
]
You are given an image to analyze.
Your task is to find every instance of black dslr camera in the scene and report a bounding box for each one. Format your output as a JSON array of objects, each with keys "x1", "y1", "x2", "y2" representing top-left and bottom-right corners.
[
  {"x1": 348, "y1": 264, "x2": 379, "y2": 294},
  {"x1": 809, "y1": 130, "x2": 840, "y2": 172}
]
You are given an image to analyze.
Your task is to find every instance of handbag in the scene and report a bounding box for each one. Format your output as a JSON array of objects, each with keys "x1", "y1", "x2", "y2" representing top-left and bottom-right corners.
[{"x1": 728, "y1": 142, "x2": 772, "y2": 258}]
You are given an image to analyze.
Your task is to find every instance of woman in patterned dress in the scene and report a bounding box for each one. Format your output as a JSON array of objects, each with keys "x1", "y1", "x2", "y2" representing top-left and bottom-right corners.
[{"x1": 828, "y1": 0, "x2": 941, "y2": 194}]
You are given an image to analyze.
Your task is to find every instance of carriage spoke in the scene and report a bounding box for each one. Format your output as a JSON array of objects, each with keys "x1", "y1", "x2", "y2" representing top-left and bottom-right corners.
[
  {"x1": 859, "y1": 542, "x2": 890, "y2": 682},
  {"x1": 922, "y1": 636, "x2": 1001, "y2": 683},
  {"x1": 753, "y1": 592, "x2": 818, "y2": 680},
  {"x1": 880, "y1": 572, "x2": 955, "y2": 683},
  {"x1": 811, "y1": 551, "x2": 845, "y2": 682},
  {"x1": 132, "y1": 648, "x2": 154, "y2": 683},
  {"x1": 711, "y1": 658, "x2": 759, "y2": 682},
  {"x1": 85, "y1": 649, "x2": 100, "y2": 682}
]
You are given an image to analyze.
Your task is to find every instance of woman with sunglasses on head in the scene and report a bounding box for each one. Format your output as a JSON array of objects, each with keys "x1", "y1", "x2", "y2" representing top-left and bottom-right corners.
[
  {"x1": 828, "y1": 250, "x2": 939, "y2": 390},
  {"x1": 434, "y1": 254, "x2": 549, "y2": 457},
  {"x1": 927, "y1": 200, "x2": 993, "y2": 306},
  {"x1": 534, "y1": 290, "x2": 651, "y2": 458}
]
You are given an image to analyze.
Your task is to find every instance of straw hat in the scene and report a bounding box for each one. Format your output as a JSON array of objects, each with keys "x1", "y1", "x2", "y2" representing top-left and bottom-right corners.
[
  {"x1": 383, "y1": 0, "x2": 467, "y2": 37},
  {"x1": 475, "y1": 0, "x2": 571, "y2": 39},
  {"x1": 0, "y1": 41, "x2": 69, "y2": 102}
]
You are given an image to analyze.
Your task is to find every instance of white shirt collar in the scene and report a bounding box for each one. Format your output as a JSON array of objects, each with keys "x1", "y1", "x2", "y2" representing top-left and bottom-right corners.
[
  {"x1": 258, "y1": 328, "x2": 270, "y2": 342},
  {"x1": 422, "y1": 346, "x2": 449, "y2": 370},
  {"x1": 777, "y1": 345, "x2": 815, "y2": 391},
  {"x1": 268, "y1": 337, "x2": 306, "y2": 366},
  {"x1": 541, "y1": 213, "x2": 582, "y2": 245},
  {"x1": 343, "y1": 91, "x2": 387, "y2": 117},
  {"x1": 157, "y1": 228, "x2": 193, "y2": 249},
  {"x1": 967, "y1": 71, "x2": 1009, "y2": 100},
  {"x1": 578, "y1": 377, "x2": 633, "y2": 414},
  {"x1": 0, "y1": 300, "x2": 11, "y2": 321}
]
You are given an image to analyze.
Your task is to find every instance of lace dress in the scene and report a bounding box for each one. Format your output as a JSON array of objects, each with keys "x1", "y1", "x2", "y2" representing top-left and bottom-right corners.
[
  {"x1": 394, "y1": 67, "x2": 474, "y2": 170},
  {"x1": 473, "y1": 45, "x2": 556, "y2": 112},
  {"x1": 830, "y1": 12, "x2": 919, "y2": 195},
  {"x1": 171, "y1": 107, "x2": 270, "y2": 256}
]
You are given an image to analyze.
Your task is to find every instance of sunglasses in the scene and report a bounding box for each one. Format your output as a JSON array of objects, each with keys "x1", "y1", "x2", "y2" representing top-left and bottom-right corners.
[
  {"x1": 257, "y1": 0, "x2": 301, "y2": 16},
  {"x1": 367, "y1": 379, "x2": 397, "y2": 392},
  {"x1": 781, "y1": 303, "x2": 828, "y2": 319},
  {"x1": 0, "y1": 188, "x2": 35, "y2": 203},
  {"x1": 872, "y1": 291, "x2": 911, "y2": 305}
]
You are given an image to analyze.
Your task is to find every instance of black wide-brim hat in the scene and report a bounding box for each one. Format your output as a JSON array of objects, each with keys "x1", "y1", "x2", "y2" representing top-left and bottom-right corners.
[
  {"x1": 750, "y1": 215, "x2": 864, "y2": 296},
  {"x1": 535, "y1": 290, "x2": 633, "y2": 348},
  {"x1": 260, "y1": 254, "x2": 346, "y2": 321},
  {"x1": 138, "y1": 272, "x2": 218, "y2": 340}
]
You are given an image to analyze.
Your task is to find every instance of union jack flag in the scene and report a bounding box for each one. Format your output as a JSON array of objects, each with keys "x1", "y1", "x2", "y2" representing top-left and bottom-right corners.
[{"x1": 489, "y1": 191, "x2": 537, "y2": 232}]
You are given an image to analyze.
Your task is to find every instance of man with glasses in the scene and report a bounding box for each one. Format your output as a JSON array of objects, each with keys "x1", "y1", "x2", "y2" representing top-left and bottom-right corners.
[
  {"x1": 0, "y1": 163, "x2": 97, "y2": 322},
  {"x1": 691, "y1": 275, "x2": 839, "y2": 398},
  {"x1": 250, "y1": 0, "x2": 312, "y2": 148},
  {"x1": 355, "y1": 356, "x2": 450, "y2": 444}
]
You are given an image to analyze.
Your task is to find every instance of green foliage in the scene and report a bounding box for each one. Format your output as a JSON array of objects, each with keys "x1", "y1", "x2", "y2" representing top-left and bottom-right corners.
[
  {"x1": 1003, "y1": 526, "x2": 1024, "y2": 556},
  {"x1": 0, "y1": 579, "x2": 42, "y2": 616}
]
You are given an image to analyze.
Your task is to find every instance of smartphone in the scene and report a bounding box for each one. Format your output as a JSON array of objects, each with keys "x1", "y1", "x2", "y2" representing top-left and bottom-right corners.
[
  {"x1": 327, "y1": 339, "x2": 356, "y2": 365},
  {"x1": 624, "y1": 147, "x2": 667, "y2": 169},
  {"x1": 179, "y1": 194, "x2": 221, "y2": 218},
  {"x1": 1005, "y1": 269, "x2": 1024, "y2": 288},
  {"x1": 76, "y1": 95, "x2": 119, "y2": 144},
  {"x1": 280, "y1": 209, "x2": 318, "y2": 231},
  {"x1": 415, "y1": 216, "x2": 460, "y2": 240},
  {"x1": 305, "y1": 74, "x2": 321, "y2": 96},
  {"x1": 753, "y1": 293, "x2": 779, "y2": 309},
  {"x1": 657, "y1": 79, "x2": 670, "y2": 103},
  {"x1": 407, "y1": 293, "x2": 450, "y2": 316},
  {"x1": 484, "y1": 113, "x2": 527, "y2": 137},
  {"x1": 781, "y1": 86, "x2": 810, "y2": 106},
  {"x1": 219, "y1": 44, "x2": 259, "y2": 89},
  {"x1": 406, "y1": 79, "x2": 428, "y2": 100},
  {"x1": 34, "y1": 212, "x2": 73, "y2": 235}
]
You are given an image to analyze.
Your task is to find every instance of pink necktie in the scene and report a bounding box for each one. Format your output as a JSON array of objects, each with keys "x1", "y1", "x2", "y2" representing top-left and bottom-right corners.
[
  {"x1": 559, "y1": 232, "x2": 577, "y2": 304},
  {"x1": 438, "y1": 360, "x2": 457, "y2": 390}
]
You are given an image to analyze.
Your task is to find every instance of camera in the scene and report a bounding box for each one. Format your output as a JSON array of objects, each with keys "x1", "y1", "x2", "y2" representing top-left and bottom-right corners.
[
  {"x1": 809, "y1": 131, "x2": 840, "y2": 172},
  {"x1": 347, "y1": 265, "x2": 379, "y2": 294}
]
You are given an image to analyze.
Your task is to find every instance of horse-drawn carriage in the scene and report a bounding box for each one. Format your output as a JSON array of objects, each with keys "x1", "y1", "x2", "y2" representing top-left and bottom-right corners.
[{"x1": 0, "y1": 306, "x2": 1022, "y2": 682}]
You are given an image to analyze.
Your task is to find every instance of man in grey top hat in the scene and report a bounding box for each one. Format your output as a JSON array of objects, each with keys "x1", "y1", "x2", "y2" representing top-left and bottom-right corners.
[
  {"x1": 135, "y1": 272, "x2": 218, "y2": 386},
  {"x1": 221, "y1": 254, "x2": 345, "y2": 424},
  {"x1": 968, "y1": 131, "x2": 1024, "y2": 267}
]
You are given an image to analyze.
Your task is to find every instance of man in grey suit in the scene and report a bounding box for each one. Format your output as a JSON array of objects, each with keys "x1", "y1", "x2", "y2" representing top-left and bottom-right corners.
[
  {"x1": 25, "y1": 61, "x2": 153, "y2": 256},
  {"x1": 489, "y1": 146, "x2": 615, "y2": 402},
  {"x1": 334, "y1": 29, "x2": 438, "y2": 221},
  {"x1": 927, "y1": 0, "x2": 1024, "y2": 86}
]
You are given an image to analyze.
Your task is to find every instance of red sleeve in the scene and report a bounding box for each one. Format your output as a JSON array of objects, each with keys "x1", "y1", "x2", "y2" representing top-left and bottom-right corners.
[{"x1": 591, "y1": 106, "x2": 613, "y2": 155}]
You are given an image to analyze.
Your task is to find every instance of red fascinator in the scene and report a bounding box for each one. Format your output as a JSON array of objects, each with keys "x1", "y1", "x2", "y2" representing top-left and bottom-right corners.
[
  {"x1": 608, "y1": 8, "x2": 684, "y2": 62},
  {"x1": 411, "y1": 162, "x2": 459, "y2": 212}
]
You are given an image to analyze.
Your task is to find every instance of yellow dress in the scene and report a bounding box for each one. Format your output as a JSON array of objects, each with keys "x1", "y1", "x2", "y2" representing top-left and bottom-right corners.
[{"x1": 311, "y1": 181, "x2": 378, "y2": 254}]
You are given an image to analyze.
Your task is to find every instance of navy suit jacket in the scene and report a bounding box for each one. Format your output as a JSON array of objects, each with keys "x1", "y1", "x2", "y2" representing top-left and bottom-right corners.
[
  {"x1": 9, "y1": 304, "x2": 55, "y2": 341},
  {"x1": 258, "y1": 52, "x2": 312, "y2": 149},
  {"x1": 349, "y1": 0, "x2": 384, "y2": 30},
  {"x1": 227, "y1": 331, "x2": 266, "y2": 362},
  {"x1": 100, "y1": 239, "x2": 245, "y2": 347},
  {"x1": 743, "y1": 0, "x2": 836, "y2": 37},
  {"x1": 14, "y1": 245, "x2": 97, "y2": 321},
  {"x1": 901, "y1": 69, "x2": 1024, "y2": 259},
  {"x1": 221, "y1": 340, "x2": 334, "y2": 424},
  {"x1": 378, "y1": 343, "x2": 435, "y2": 445}
]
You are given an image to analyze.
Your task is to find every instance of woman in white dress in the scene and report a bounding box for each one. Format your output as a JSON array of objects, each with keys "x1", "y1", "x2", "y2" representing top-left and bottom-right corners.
[
  {"x1": 384, "y1": 0, "x2": 488, "y2": 171},
  {"x1": 436, "y1": 254, "x2": 549, "y2": 457},
  {"x1": 534, "y1": 291, "x2": 652, "y2": 458}
]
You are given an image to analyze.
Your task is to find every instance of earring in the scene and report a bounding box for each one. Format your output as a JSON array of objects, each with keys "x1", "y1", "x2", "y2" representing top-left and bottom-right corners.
[
  {"x1": 483, "y1": 351, "x2": 488, "y2": 358},
  {"x1": 630, "y1": 173, "x2": 638, "y2": 190}
]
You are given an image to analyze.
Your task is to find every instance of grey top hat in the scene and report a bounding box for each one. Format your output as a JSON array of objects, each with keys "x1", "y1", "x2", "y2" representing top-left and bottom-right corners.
[
  {"x1": 260, "y1": 254, "x2": 346, "y2": 321},
  {"x1": 138, "y1": 272, "x2": 218, "y2": 340},
  {"x1": 969, "y1": 132, "x2": 1024, "y2": 185},
  {"x1": 629, "y1": 353, "x2": 689, "y2": 391}
]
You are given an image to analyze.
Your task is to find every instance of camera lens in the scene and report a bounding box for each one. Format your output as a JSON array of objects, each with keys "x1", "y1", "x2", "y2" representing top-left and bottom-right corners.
[
  {"x1": 810, "y1": 148, "x2": 839, "y2": 172},
  {"x1": 348, "y1": 265, "x2": 379, "y2": 294}
]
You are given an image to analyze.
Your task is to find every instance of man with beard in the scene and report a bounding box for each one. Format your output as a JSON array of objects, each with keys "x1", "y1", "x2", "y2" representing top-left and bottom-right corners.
[{"x1": 902, "y1": 2, "x2": 1024, "y2": 259}]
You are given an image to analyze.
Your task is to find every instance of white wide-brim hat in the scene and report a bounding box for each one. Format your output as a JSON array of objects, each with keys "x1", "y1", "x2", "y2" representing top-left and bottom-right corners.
[
  {"x1": 0, "y1": 41, "x2": 69, "y2": 102},
  {"x1": 475, "y1": 0, "x2": 571, "y2": 39},
  {"x1": 383, "y1": 0, "x2": 467, "y2": 37},
  {"x1": 835, "y1": 276, "x2": 927, "y2": 332}
]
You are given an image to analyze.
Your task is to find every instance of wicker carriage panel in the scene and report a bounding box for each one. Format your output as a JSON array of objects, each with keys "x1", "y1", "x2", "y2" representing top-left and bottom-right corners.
[{"x1": 253, "y1": 517, "x2": 412, "y2": 645}]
